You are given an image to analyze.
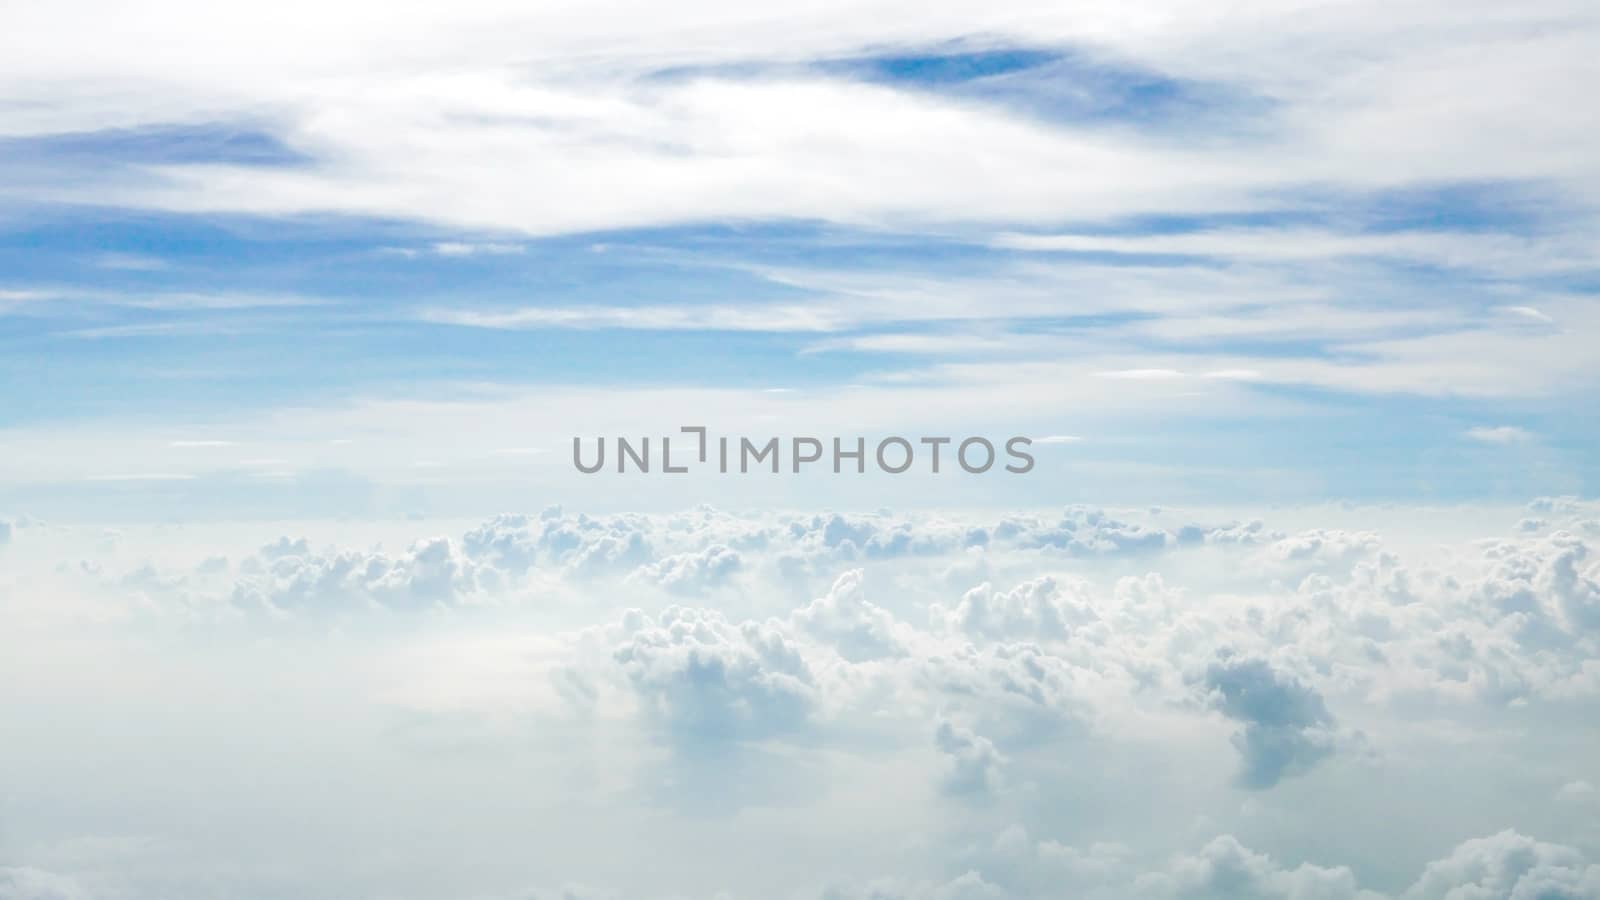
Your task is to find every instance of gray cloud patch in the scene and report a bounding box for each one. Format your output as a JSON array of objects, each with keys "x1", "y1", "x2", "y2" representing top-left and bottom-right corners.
[{"x1": 1199, "y1": 655, "x2": 1340, "y2": 789}]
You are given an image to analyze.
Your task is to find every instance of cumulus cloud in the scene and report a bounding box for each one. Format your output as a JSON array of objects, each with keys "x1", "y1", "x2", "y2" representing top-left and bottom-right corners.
[
  {"x1": 10, "y1": 501, "x2": 1600, "y2": 900},
  {"x1": 1152, "y1": 834, "x2": 1382, "y2": 900},
  {"x1": 1258, "y1": 529, "x2": 1384, "y2": 574},
  {"x1": 1547, "y1": 533, "x2": 1600, "y2": 631},
  {"x1": 1528, "y1": 497, "x2": 1595, "y2": 517},
  {"x1": 230, "y1": 534, "x2": 485, "y2": 612},
  {"x1": 1198, "y1": 655, "x2": 1341, "y2": 789},
  {"x1": 933, "y1": 716, "x2": 1007, "y2": 798},
  {"x1": 934, "y1": 575, "x2": 1094, "y2": 643},
  {"x1": 922, "y1": 642, "x2": 1095, "y2": 746},
  {"x1": 40, "y1": 504, "x2": 1600, "y2": 725},
  {"x1": 461, "y1": 512, "x2": 546, "y2": 575},
  {"x1": 628, "y1": 544, "x2": 742, "y2": 595},
  {"x1": 791, "y1": 569, "x2": 908, "y2": 662},
  {"x1": 461, "y1": 509, "x2": 676, "y2": 579},
  {"x1": 1004, "y1": 507, "x2": 1174, "y2": 556},
  {"x1": 818, "y1": 829, "x2": 1600, "y2": 900},
  {"x1": 1475, "y1": 531, "x2": 1600, "y2": 639},
  {"x1": 1403, "y1": 830, "x2": 1600, "y2": 900},
  {"x1": 612, "y1": 606, "x2": 819, "y2": 744}
]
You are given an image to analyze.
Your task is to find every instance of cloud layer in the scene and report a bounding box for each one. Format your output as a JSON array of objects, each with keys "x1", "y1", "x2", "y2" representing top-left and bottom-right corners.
[{"x1": 2, "y1": 499, "x2": 1597, "y2": 898}]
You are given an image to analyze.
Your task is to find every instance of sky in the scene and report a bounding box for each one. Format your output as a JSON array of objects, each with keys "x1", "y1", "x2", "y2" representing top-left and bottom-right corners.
[
  {"x1": 2, "y1": 1, "x2": 1600, "y2": 899},
  {"x1": 2, "y1": 0, "x2": 1599, "y2": 516}
]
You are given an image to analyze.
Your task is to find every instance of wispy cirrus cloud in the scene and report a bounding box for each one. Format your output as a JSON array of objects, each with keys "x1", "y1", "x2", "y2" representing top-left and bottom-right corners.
[
  {"x1": 1466, "y1": 425, "x2": 1535, "y2": 444},
  {"x1": 1, "y1": 0, "x2": 1598, "y2": 507},
  {"x1": 418, "y1": 303, "x2": 845, "y2": 332},
  {"x1": 4, "y1": 1, "x2": 1600, "y2": 233}
]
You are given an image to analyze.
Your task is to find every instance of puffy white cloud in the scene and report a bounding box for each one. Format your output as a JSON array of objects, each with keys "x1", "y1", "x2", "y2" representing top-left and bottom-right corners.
[
  {"x1": 771, "y1": 513, "x2": 980, "y2": 577},
  {"x1": 791, "y1": 569, "x2": 909, "y2": 663},
  {"x1": 8, "y1": 501, "x2": 1600, "y2": 900},
  {"x1": 612, "y1": 605, "x2": 819, "y2": 744},
  {"x1": 1180, "y1": 519, "x2": 1280, "y2": 547},
  {"x1": 1151, "y1": 834, "x2": 1382, "y2": 900},
  {"x1": 628, "y1": 545, "x2": 742, "y2": 595},
  {"x1": 934, "y1": 576, "x2": 1095, "y2": 643},
  {"x1": 921, "y1": 642, "x2": 1096, "y2": 746},
  {"x1": 1259, "y1": 530, "x2": 1384, "y2": 574},
  {"x1": 1402, "y1": 831, "x2": 1600, "y2": 900},
  {"x1": 461, "y1": 512, "x2": 547, "y2": 575},
  {"x1": 814, "y1": 830, "x2": 1600, "y2": 900},
  {"x1": 1474, "y1": 531, "x2": 1600, "y2": 641},
  {"x1": 1547, "y1": 534, "x2": 1600, "y2": 632},
  {"x1": 967, "y1": 825, "x2": 1136, "y2": 896},
  {"x1": 1529, "y1": 497, "x2": 1595, "y2": 516},
  {"x1": 231, "y1": 534, "x2": 485, "y2": 612},
  {"x1": 998, "y1": 507, "x2": 1175, "y2": 557},
  {"x1": 933, "y1": 717, "x2": 1006, "y2": 798},
  {"x1": 461, "y1": 509, "x2": 678, "y2": 580},
  {"x1": 566, "y1": 530, "x2": 655, "y2": 580},
  {"x1": 34, "y1": 504, "x2": 1600, "y2": 723},
  {"x1": 458, "y1": 507, "x2": 788, "y2": 589}
]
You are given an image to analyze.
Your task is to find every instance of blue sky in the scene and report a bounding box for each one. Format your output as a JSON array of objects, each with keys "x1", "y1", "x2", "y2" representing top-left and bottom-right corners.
[{"x1": 2, "y1": 3, "x2": 1599, "y2": 518}]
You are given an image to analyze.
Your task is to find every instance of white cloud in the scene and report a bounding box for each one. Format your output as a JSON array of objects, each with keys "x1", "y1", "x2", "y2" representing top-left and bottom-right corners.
[
  {"x1": 1, "y1": 1, "x2": 1596, "y2": 278},
  {"x1": 430, "y1": 241, "x2": 523, "y2": 256},
  {"x1": 4, "y1": 1, "x2": 1598, "y2": 237},
  {"x1": 933, "y1": 716, "x2": 1007, "y2": 797},
  {"x1": 82, "y1": 473, "x2": 197, "y2": 482},
  {"x1": 790, "y1": 569, "x2": 909, "y2": 662},
  {"x1": 229, "y1": 533, "x2": 489, "y2": 612},
  {"x1": 1155, "y1": 834, "x2": 1381, "y2": 900},
  {"x1": 612, "y1": 604, "x2": 820, "y2": 744},
  {"x1": 419, "y1": 303, "x2": 845, "y2": 332},
  {"x1": 821, "y1": 829, "x2": 1600, "y2": 900},
  {"x1": 934, "y1": 576, "x2": 1092, "y2": 643},
  {"x1": 1499, "y1": 306, "x2": 1556, "y2": 324},
  {"x1": 994, "y1": 228, "x2": 1600, "y2": 277},
  {"x1": 628, "y1": 544, "x2": 743, "y2": 594},
  {"x1": 0, "y1": 867, "x2": 88, "y2": 900},
  {"x1": 1403, "y1": 830, "x2": 1600, "y2": 900},
  {"x1": 7, "y1": 502, "x2": 1600, "y2": 898},
  {"x1": 1558, "y1": 780, "x2": 1596, "y2": 801},
  {"x1": 1465, "y1": 425, "x2": 1535, "y2": 444},
  {"x1": 1093, "y1": 368, "x2": 1188, "y2": 380}
]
